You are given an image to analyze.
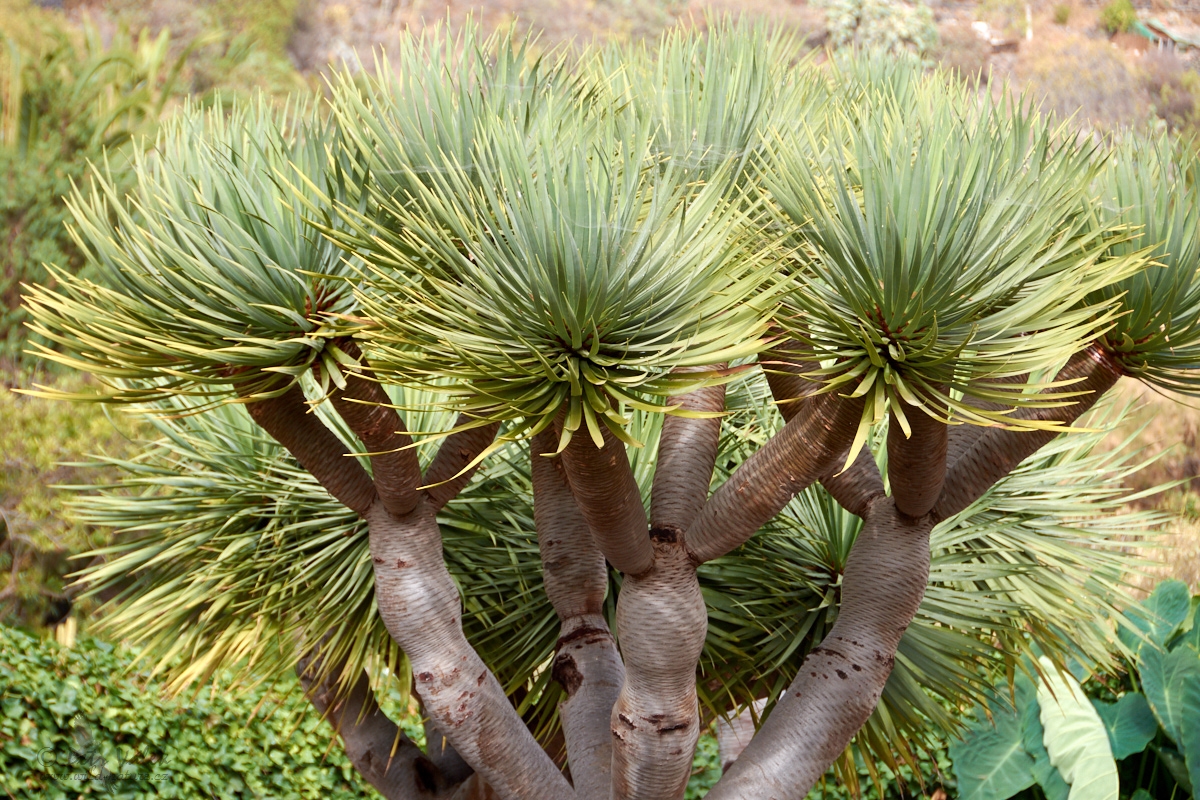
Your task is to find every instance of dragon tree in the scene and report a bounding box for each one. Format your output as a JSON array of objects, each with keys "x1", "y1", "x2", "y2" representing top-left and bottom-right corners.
[{"x1": 22, "y1": 25, "x2": 1200, "y2": 800}]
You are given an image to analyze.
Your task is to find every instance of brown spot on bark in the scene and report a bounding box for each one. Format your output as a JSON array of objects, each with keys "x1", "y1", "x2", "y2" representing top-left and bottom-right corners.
[
  {"x1": 372, "y1": 557, "x2": 384, "y2": 564},
  {"x1": 617, "y1": 713, "x2": 636, "y2": 729},
  {"x1": 649, "y1": 525, "x2": 681, "y2": 543},
  {"x1": 477, "y1": 670, "x2": 487, "y2": 686},
  {"x1": 551, "y1": 653, "x2": 583, "y2": 697},
  {"x1": 556, "y1": 625, "x2": 611, "y2": 649},
  {"x1": 657, "y1": 721, "x2": 689, "y2": 734},
  {"x1": 395, "y1": 559, "x2": 408, "y2": 568},
  {"x1": 852, "y1": 664, "x2": 863, "y2": 672},
  {"x1": 836, "y1": 669, "x2": 848, "y2": 680},
  {"x1": 417, "y1": 672, "x2": 435, "y2": 683}
]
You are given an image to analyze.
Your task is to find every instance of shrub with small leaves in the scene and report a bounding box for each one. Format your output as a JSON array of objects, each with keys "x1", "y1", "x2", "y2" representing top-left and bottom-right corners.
[
  {"x1": 1100, "y1": 0, "x2": 1137, "y2": 35},
  {"x1": 815, "y1": 0, "x2": 938, "y2": 56}
]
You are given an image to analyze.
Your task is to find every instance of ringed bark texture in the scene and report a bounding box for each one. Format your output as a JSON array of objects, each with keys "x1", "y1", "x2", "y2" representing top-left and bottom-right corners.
[
  {"x1": 651, "y1": 376, "x2": 726, "y2": 534},
  {"x1": 365, "y1": 502, "x2": 574, "y2": 800},
  {"x1": 559, "y1": 424, "x2": 654, "y2": 576},
  {"x1": 329, "y1": 341, "x2": 422, "y2": 516},
  {"x1": 935, "y1": 346, "x2": 1123, "y2": 519},
  {"x1": 686, "y1": 393, "x2": 866, "y2": 563},
  {"x1": 423, "y1": 417, "x2": 501, "y2": 512},
  {"x1": 609, "y1": 538, "x2": 707, "y2": 800},
  {"x1": 531, "y1": 429, "x2": 623, "y2": 800},
  {"x1": 242, "y1": 383, "x2": 377, "y2": 513},
  {"x1": 886, "y1": 396, "x2": 947, "y2": 519},
  {"x1": 818, "y1": 447, "x2": 885, "y2": 519},
  {"x1": 759, "y1": 340, "x2": 818, "y2": 423},
  {"x1": 705, "y1": 497, "x2": 932, "y2": 800}
]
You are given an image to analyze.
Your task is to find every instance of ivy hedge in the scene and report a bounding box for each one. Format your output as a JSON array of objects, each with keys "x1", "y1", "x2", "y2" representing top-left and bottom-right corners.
[{"x1": 0, "y1": 625, "x2": 376, "y2": 799}]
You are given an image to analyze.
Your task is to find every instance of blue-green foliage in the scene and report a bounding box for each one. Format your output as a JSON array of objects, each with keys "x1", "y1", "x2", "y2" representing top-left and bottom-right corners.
[{"x1": 0, "y1": 626, "x2": 375, "y2": 799}]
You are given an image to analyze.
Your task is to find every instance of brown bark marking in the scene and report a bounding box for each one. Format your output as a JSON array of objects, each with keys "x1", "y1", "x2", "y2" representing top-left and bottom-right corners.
[
  {"x1": 686, "y1": 393, "x2": 866, "y2": 564},
  {"x1": 366, "y1": 502, "x2": 574, "y2": 800},
  {"x1": 558, "y1": 421, "x2": 654, "y2": 576},
  {"x1": 297, "y1": 645, "x2": 459, "y2": 798},
  {"x1": 609, "y1": 539, "x2": 707, "y2": 800},
  {"x1": 935, "y1": 345, "x2": 1123, "y2": 519},
  {"x1": 705, "y1": 497, "x2": 932, "y2": 800},
  {"x1": 329, "y1": 340, "x2": 422, "y2": 517},
  {"x1": 887, "y1": 393, "x2": 947, "y2": 519},
  {"x1": 531, "y1": 429, "x2": 624, "y2": 800},
  {"x1": 651, "y1": 370, "x2": 726, "y2": 533},
  {"x1": 423, "y1": 416, "x2": 501, "y2": 511},
  {"x1": 243, "y1": 383, "x2": 377, "y2": 513}
]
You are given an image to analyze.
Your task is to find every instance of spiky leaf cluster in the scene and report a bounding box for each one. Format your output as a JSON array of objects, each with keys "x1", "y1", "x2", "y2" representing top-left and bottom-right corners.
[
  {"x1": 1092, "y1": 134, "x2": 1200, "y2": 393},
  {"x1": 763, "y1": 68, "x2": 1148, "y2": 439},
  {"x1": 24, "y1": 98, "x2": 362, "y2": 403}
]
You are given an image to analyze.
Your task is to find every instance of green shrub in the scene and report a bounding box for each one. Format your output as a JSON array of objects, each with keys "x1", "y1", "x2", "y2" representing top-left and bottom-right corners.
[
  {"x1": 1053, "y1": 3, "x2": 1071, "y2": 25},
  {"x1": 0, "y1": 626, "x2": 376, "y2": 799},
  {"x1": 1100, "y1": 0, "x2": 1137, "y2": 35}
]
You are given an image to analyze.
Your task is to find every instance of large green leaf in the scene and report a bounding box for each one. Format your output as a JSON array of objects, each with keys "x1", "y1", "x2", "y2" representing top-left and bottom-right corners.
[
  {"x1": 1118, "y1": 579, "x2": 1192, "y2": 655},
  {"x1": 1139, "y1": 643, "x2": 1200, "y2": 746},
  {"x1": 1036, "y1": 657, "x2": 1118, "y2": 800},
  {"x1": 950, "y1": 700, "x2": 1036, "y2": 800},
  {"x1": 1152, "y1": 745, "x2": 1194, "y2": 795},
  {"x1": 1017, "y1": 675, "x2": 1070, "y2": 800},
  {"x1": 1177, "y1": 647, "x2": 1200, "y2": 797},
  {"x1": 1091, "y1": 693, "x2": 1158, "y2": 760}
]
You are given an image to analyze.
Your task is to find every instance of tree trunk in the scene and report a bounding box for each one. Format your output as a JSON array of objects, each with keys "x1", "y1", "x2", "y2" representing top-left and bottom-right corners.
[{"x1": 705, "y1": 497, "x2": 931, "y2": 800}]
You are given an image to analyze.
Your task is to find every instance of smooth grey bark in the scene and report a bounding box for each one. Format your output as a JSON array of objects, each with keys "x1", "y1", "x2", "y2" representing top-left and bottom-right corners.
[
  {"x1": 297, "y1": 650, "x2": 452, "y2": 799},
  {"x1": 559, "y1": 423, "x2": 654, "y2": 576},
  {"x1": 531, "y1": 429, "x2": 623, "y2": 800},
  {"x1": 715, "y1": 700, "x2": 766, "y2": 774},
  {"x1": 366, "y1": 501, "x2": 575, "y2": 800},
  {"x1": 686, "y1": 392, "x2": 865, "y2": 563},
  {"x1": 705, "y1": 497, "x2": 932, "y2": 800}
]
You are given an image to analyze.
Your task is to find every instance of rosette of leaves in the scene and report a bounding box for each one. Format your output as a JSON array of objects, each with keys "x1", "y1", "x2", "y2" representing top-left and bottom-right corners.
[
  {"x1": 761, "y1": 72, "x2": 1146, "y2": 450},
  {"x1": 1091, "y1": 134, "x2": 1200, "y2": 393},
  {"x1": 23, "y1": 96, "x2": 362, "y2": 404},
  {"x1": 345, "y1": 78, "x2": 781, "y2": 447}
]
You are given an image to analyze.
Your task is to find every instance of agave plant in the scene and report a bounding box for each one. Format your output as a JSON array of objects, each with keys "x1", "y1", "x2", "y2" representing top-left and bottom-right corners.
[{"x1": 23, "y1": 22, "x2": 1196, "y2": 800}]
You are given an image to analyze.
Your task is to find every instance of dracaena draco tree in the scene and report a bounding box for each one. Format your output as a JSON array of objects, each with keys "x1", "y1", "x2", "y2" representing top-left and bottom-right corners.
[{"x1": 21, "y1": 23, "x2": 1200, "y2": 800}]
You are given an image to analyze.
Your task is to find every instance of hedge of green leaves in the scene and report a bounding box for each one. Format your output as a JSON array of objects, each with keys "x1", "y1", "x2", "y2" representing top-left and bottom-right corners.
[{"x1": 0, "y1": 626, "x2": 375, "y2": 799}]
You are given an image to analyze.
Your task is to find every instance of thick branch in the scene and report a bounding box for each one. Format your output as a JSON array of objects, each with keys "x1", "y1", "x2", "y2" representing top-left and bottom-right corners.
[
  {"x1": 819, "y1": 446, "x2": 885, "y2": 519},
  {"x1": 759, "y1": 340, "x2": 817, "y2": 423},
  {"x1": 935, "y1": 345, "x2": 1124, "y2": 519},
  {"x1": 686, "y1": 393, "x2": 865, "y2": 563},
  {"x1": 366, "y1": 501, "x2": 575, "y2": 800},
  {"x1": 243, "y1": 383, "x2": 377, "y2": 513},
  {"x1": 558, "y1": 422, "x2": 653, "y2": 576},
  {"x1": 609, "y1": 536, "x2": 707, "y2": 800},
  {"x1": 886, "y1": 395, "x2": 947, "y2": 519},
  {"x1": 423, "y1": 416, "x2": 501, "y2": 512},
  {"x1": 651, "y1": 372, "x2": 727, "y2": 535},
  {"x1": 297, "y1": 648, "x2": 455, "y2": 799},
  {"x1": 531, "y1": 429, "x2": 623, "y2": 800},
  {"x1": 705, "y1": 497, "x2": 932, "y2": 800},
  {"x1": 330, "y1": 340, "x2": 422, "y2": 517}
]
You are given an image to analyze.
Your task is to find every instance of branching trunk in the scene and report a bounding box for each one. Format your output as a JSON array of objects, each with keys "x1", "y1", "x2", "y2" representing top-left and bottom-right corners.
[
  {"x1": 329, "y1": 340, "x2": 423, "y2": 517},
  {"x1": 819, "y1": 446, "x2": 885, "y2": 518},
  {"x1": 424, "y1": 416, "x2": 501, "y2": 511},
  {"x1": 242, "y1": 383, "x2": 378, "y2": 513},
  {"x1": 705, "y1": 497, "x2": 932, "y2": 800},
  {"x1": 935, "y1": 345, "x2": 1123, "y2": 519},
  {"x1": 686, "y1": 393, "x2": 865, "y2": 563},
  {"x1": 559, "y1": 423, "x2": 654, "y2": 576},
  {"x1": 297, "y1": 647, "x2": 456, "y2": 799},
  {"x1": 886, "y1": 394, "x2": 947, "y2": 519},
  {"x1": 531, "y1": 429, "x2": 623, "y2": 800},
  {"x1": 366, "y1": 502, "x2": 575, "y2": 800}
]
